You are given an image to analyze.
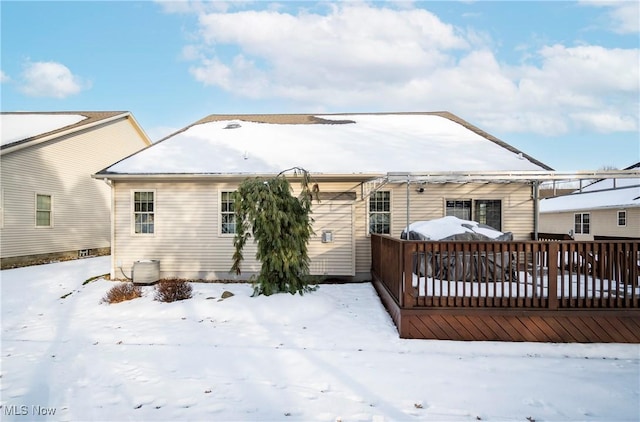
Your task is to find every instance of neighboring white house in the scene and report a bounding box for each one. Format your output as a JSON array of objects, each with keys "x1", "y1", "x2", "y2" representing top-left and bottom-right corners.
[
  {"x1": 539, "y1": 162, "x2": 640, "y2": 240},
  {"x1": 1, "y1": 111, "x2": 152, "y2": 268},
  {"x1": 96, "y1": 112, "x2": 556, "y2": 282}
]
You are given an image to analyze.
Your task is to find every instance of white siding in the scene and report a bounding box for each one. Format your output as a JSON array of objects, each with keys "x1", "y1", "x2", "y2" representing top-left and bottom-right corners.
[
  {"x1": 540, "y1": 208, "x2": 640, "y2": 240},
  {"x1": 0, "y1": 117, "x2": 149, "y2": 258},
  {"x1": 113, "y1": 180, "x2": 535, "y2": 281}
]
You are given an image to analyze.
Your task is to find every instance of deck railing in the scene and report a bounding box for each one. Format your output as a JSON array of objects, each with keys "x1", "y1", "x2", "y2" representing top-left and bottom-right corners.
[{"x1": 371, "y1": 234, "x2": 640, "y2": 310}]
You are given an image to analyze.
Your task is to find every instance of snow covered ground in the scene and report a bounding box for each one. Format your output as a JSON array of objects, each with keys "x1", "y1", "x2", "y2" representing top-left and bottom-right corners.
[{"x1": 1, "y1": 257, "x2": 639, "y2": 421}]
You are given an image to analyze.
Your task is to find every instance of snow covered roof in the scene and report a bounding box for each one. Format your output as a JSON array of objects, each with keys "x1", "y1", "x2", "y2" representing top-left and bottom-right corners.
[
  {"x1": 100, "y1": 112, "x2": 552, "y2": 177},
  {"x1": 579, "y1": 162, "x2": 640, "y2": 192},
  {"x1": 540, "y1": 162, "x2": 640, "y2": 212},
  {"x1": 1, "y1": 111, "x2": 134, "y2": 152}
]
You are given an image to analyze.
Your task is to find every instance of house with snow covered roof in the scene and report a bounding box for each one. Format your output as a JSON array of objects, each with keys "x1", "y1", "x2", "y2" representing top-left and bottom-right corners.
[
  {"x1": 1, "y1": 111, "x2": 152, "y2": 268},
  {"x1": 539, "y1": 162, "x2": 640, "y2": 240},
  {"x1": 95, "y1": 112, "x2": 560, "y2": 282}
]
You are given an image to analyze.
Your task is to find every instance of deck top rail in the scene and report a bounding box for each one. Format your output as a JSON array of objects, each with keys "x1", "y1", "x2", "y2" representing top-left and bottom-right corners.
[{"x1": 371, "y1": 234, "x2": 640, "y2": 310}]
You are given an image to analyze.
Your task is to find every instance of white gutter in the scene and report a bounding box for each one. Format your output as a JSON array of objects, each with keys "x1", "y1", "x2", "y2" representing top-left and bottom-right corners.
[
  {"x1": 386, "y1": 170, "x2": 640, "y2": 182},
  {"x1": 93, "y1": 172, "x2": 384, "y2": 182}
]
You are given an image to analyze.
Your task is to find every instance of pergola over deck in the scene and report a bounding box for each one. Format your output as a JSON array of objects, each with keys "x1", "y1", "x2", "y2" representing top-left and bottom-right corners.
[
  {"x1": 361, "y1": 169, "x2": 640, "y2": 240},
  {"x1": 368, "y1": 169, "x2": 640, "y2": 343}
]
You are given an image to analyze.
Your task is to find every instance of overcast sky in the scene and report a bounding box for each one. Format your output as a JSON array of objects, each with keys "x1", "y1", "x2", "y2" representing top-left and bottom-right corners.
[{"x1": 1, "y1": 1, "x2": 638, "y2": 171}]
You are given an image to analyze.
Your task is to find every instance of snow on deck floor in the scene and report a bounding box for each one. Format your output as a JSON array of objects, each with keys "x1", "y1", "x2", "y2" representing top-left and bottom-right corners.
[{"x1": 1, "y1": 257, "x2": 639, "y2": 421}]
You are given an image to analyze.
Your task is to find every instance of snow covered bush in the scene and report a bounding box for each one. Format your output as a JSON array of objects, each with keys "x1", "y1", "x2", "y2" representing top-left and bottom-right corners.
[
  {"x1": 154, "y1": 279, "x2": 193, "y2": 302},
  {"x1": 101, "y1": 282, "x2": 142, "y2": 304}
]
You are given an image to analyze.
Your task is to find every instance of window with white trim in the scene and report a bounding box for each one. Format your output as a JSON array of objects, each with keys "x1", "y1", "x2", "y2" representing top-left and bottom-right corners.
[
  {"x1": 220, "y1": 191, "x2": 236, "y2": 235},
  {"x1": 35, "y1": 194, "x2": 52, "y2": 227},
  {"x1": 369, "y1": 191, "x2": 391, "y2": 234},
  {"x1": 133, "y1": 191, "x2": 154, "y2": 234},
  {"x1": 574, "y1": 212, "x2": 590, "y2": 234},
  {"x1": 617, "y1": 210, "x2": 627, "y2": 227}
]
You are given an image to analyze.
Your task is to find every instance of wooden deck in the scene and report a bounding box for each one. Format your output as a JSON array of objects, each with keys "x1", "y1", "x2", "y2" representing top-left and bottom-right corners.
[{"x1": 371, "y1": 235, "x2": 640, "y2": 343}]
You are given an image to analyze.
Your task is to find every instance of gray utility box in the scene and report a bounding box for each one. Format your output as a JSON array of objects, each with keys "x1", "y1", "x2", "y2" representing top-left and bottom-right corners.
[{"x1": 132, "y1": 260, "x2": 160, "y2": 284}]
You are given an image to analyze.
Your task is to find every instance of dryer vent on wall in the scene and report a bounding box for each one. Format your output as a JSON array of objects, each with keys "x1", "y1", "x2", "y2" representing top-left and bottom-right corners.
[{"x1": 133, "y1": 260, "x2": 160, "y2": 284}]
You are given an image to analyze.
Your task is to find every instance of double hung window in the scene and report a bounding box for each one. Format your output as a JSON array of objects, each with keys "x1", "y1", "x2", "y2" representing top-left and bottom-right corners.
[
  {"x1": 36, "y1": 194, "x2": 52, "y2": 227},
  {"x1": 574, "y1": 213, "x2": 590, "y2": 234},
  {"x1": 221, "y1": 191, "x2": 236, "y2": 234},
  {"x1": 617, "y1": 211, "x2": 626, "y2": 227},
  {"x1": 369, "y1": 191, "x2": 391, "y2": 234},
  {"x1": 134, "y1": 191, "x2": 154, "y2": 234}
]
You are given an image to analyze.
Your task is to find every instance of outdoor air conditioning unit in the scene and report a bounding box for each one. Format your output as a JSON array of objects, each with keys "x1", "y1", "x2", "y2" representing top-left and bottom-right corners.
[{"x1": 132, "y1": 260, "x2": 160, "y2": 284}]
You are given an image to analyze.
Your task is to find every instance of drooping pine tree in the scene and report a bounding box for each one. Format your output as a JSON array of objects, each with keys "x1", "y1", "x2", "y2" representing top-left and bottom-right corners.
[{"x1": 231, "y1": 168, "x2": 318, "y2": 296}]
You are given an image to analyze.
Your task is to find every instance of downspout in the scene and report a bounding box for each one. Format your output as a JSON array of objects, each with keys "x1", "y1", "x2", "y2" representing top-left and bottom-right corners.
[
  {"x1": 103, "y1": 178, "x2": 116, "y2": 280},
  {"x1": 533, "y1": 180, "x2": 539, "y2": 240}
]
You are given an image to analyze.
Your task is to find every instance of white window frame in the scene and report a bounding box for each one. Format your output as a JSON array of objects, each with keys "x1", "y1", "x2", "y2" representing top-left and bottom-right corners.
[
  {"x1": 617, "y1": 210, "x2": 627, "y2": 227},
  {"x1": 131, "y1": 190, "x2": 156, "y2": 235},
  {"x1": 367, "y1": 190, "x2": 392, "y2": 236},
  {"x1": 219, "y1": 190, "x2": 237, "y2": 237},
  {"x1": 574, "y1": 212, "x2": 590, "y2": 234},
  {"x1": 35, "y1": 193, "x2": 53, "y2": 228}
]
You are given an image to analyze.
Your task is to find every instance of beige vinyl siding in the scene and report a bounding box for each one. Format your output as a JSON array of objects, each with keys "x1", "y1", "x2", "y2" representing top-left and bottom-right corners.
[
  {"x1": 308, "y1": 201, "x2": 355, "y2": 276},
  {"x1": 114, "y1": 181, "x2": 246, "y2": 279},
  {"x1": 112, "y1": 179, "x2": 535, "y2": 281},
  {"x1": 0, "y1": 117, "x2": 149, "y2": 258},
  {"x1": 354, "y1": 182, "x2": 535, "y2": 276},
  {"x1": 540, "y1": 208, "x2": 640, "y2": 240},
  {"x1": 605, "y1": 208, "x2": 640, "y2": 238},
  {"x1": 113, "y1": 180, "x2": 359, "y2": 279}
]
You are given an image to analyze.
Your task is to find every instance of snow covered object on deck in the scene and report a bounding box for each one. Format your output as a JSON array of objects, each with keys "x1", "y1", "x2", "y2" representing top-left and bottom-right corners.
[
  {"x1": 401, "y1": 216, "x2": 514, "y2": 241},
  {"x1": 401, "y1": 217, "x2": 516, "y2": 282}
]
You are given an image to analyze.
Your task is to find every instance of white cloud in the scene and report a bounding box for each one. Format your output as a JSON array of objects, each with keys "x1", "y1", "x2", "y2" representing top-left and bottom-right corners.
[
  {"x1": 19, "y1": 61, "x2": 88, "y2": 98},
  {"x1": 580, "y1": 0, "x2": 640, "y2": 34},
  {"x1": 179, "y1": 3, "x2": 638, "y2": 136},
  {"x1": 189, "y1": 4, "x2": 467, "y2": 94},
  {"x1": 190, "y1": 57, "x2": 233, "y2": 90},
  {"x1": 569, "y1": 111, "x2": 638, "y2": 133},
  {"x1": 610, "y1": 1, "x2": 640, "y2": 33},
  {"x1": 0, "y1": 70, "x2": 10, "y2": 83}
]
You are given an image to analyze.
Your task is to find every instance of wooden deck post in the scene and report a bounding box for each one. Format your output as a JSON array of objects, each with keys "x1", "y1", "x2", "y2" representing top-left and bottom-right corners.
[
  {"x1": 403, "y1": 242, "x2": 414, "y2": 308},
  {"x1": 547, "y1": 242, "x2": 559, "y2": 310},
  {"x1": 396, "y1": 240, "x2": 407, "y2": 308}
]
